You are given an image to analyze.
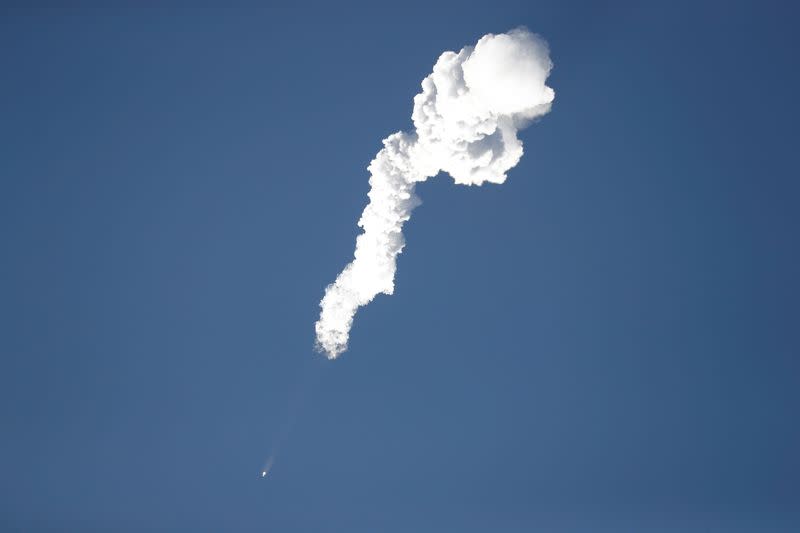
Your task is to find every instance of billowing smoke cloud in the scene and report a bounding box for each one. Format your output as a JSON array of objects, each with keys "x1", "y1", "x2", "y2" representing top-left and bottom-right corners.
[{"x1": 316, "y1": 28, "x2": 555, "y2": 358}]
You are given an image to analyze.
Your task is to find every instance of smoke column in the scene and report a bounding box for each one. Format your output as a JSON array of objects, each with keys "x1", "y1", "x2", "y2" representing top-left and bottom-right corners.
[{"x1": 316, "y1": 28, "x2": 555, "y2": 358}]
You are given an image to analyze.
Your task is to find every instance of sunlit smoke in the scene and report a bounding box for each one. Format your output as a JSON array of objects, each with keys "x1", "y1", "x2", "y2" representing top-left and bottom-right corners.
[{"x1": 316, "y1": 28, "x2": 555, "y2": 358}]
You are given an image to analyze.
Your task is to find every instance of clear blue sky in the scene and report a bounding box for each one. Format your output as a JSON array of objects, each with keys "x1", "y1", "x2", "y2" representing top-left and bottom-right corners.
[{"x1": 1, "y1": 2, "x2": 798, "y2": 532}]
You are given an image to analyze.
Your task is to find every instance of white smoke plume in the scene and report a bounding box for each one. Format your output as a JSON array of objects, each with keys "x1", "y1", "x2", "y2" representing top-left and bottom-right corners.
[{"x1": 315, "y1": 28, "x2": 555, "y2": 358}]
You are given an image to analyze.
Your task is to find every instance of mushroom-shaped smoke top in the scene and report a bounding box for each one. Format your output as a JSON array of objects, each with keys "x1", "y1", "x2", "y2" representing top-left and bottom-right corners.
[
  {"x1": 315, "y1": 28, "x2": 555, "y2": 358},
  {"x1": 463, "y1": 29, "x2": 555, "y2": 116}
]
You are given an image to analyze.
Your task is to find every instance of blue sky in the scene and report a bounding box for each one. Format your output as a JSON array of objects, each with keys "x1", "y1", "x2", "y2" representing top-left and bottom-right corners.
[{"x1": 1, "y1": 2, "x2": 798, "y2": 532}]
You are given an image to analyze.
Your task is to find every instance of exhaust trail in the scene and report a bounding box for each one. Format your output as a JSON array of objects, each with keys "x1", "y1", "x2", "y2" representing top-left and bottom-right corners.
[
  {"x1": 316, "y1": 28, "x2": 555, "y2": 358},
  {"x1": 259, "y1": 354, "x2": 326, "y2": 478}
]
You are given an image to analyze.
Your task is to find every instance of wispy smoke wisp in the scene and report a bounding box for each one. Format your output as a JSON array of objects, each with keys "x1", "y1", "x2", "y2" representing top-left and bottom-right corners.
[{"x1": 316, "y1": 28, "x2": 555, "y2": 358}]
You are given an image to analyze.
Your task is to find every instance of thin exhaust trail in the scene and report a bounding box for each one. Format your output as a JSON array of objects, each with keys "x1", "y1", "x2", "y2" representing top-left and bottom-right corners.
[{"x1": 260, "y1": 355, "x2": 326, "y2": 477}]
